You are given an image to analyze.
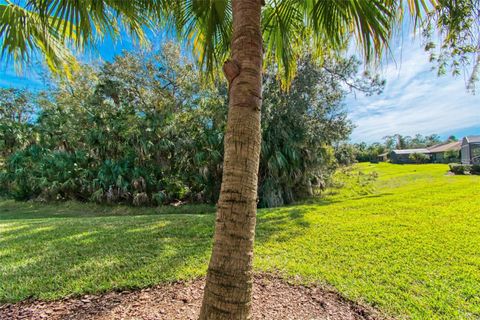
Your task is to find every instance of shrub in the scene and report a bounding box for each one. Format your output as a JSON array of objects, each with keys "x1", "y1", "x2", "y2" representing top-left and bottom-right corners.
[
  {"x1": 449, "y1": 163, "x2": 473, "y2": 175},
  {"x1": 334, "y1": 144, "x2": 357, "y2": 166},
  {"x1": 449, "y1": 163, "x2": 464, "y2": 174},
  {"x1": 409, "y1": 152, "x2": 430, "y2": 164},
  {"x1": 470, "y1": 165, "x2": 480, "y2": 175},
  {"x1": 133, "y1": 192, "x2": 149, "y2": 206}
]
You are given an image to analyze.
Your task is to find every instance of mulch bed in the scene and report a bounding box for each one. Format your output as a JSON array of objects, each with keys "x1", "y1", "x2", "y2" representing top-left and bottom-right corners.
[{"x1": 1, "y1": 274, "x2": 388, "y2": 320}]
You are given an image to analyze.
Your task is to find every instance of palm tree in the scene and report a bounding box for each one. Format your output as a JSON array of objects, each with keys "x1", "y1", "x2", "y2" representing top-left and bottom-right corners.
[{"x1": 1, "y1": 1, "x2": 433, "y2": 319}]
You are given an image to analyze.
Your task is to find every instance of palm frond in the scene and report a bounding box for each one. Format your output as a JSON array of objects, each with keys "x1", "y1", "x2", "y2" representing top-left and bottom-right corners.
[
  {"x1": 260, "y1": 0, "x2": 435, "y2": 86},
  {"x1": 0, "y1": 2, "x2": 77, "y2": 76},
  {"x1": 1, "y1": 0, "x2": 166, "y2": 75},
  {"x1": 308, "y1": 0, "x2": 394, "y2": 62},
  {"x1": 171, "y1": 0, "x2": 232, "y2": 75},
  {"x1": 262, "y1": 0, "x2": 305, "y2": 86}
]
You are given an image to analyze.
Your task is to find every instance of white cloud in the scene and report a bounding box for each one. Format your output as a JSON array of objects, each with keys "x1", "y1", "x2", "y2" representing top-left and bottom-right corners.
[{"x1": 347, "y1": 37, "x2": 480, "y2": 143}]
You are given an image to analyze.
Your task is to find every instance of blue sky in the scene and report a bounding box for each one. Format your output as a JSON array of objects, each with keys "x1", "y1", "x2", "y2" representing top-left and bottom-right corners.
[
  {"x1": 1, "y1": 29, "x2": 479, "y2": 143},
  {"x1": 346, "y1": 34, "x2": 480, "y2": 143}
]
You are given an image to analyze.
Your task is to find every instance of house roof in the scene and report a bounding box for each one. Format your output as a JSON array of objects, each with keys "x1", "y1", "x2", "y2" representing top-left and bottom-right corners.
[
  {"x1": 465, "y1": 136, "x2": 480, "y2": 143},
  {"x1": 391, "y1": 148, "x2": 430, "y2": 155},
  {"x1": 427, "y1": 141, "x2": 461, "y2": 153}
]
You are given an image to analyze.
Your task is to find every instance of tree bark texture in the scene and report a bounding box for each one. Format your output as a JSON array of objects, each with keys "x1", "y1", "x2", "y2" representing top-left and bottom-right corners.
[{"x1": 199, "y1": 0, "x2": 263, "y2": 319}]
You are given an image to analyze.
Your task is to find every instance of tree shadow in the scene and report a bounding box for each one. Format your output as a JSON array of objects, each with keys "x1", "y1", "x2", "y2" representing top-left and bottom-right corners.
[
  {"x1": 255, "y1": 192, "x2": 395, "y2": 244},
  {"x1": 1, "y1": 200, "x2": 317, "y2": 304},
  {"x1": 346, "y1": 192, "x2": 394, "y2": 201},
  {"x1": 0, "y1": 190, "x2": 398, "y2": 304},
  {"x1": 256, "y1": 206, "x2": 312, "y2": 244},
  {"x1": 0, "y1": 213, "x2": 215, "y2": 303}
]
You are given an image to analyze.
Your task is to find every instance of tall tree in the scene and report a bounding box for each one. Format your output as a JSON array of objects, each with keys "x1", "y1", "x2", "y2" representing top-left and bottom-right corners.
[
  {"x1": 0, "y1": 88, "x2": 35, "y2": 158},
  {"x1": 199, "y1": 3, "x2": 263, "y2": 317},
  {"x1": 1, "y1": 1, "x2": 454, "y2": 319}
]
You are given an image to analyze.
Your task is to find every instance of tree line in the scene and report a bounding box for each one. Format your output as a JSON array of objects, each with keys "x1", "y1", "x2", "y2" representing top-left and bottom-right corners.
[{"x1": 0, "y1": 44, "x2": 381, "y2": 207}]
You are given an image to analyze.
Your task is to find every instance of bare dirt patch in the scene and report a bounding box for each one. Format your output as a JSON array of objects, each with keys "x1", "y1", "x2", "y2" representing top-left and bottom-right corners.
[{"x1": 1, "y1": 274, "x2": 388, "y2": 320}]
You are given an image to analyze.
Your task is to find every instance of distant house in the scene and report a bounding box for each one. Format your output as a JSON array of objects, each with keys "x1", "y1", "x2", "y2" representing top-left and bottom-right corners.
[
  {"x1": 389, "y1": 141, "x2": 463, "y2": 164},
  {"x1": 427, "y1": 141, "x2": 461, "y2": 163},
  {"x1": 377, "y1": 152, "x2": 389, "y2": 162},
  {"x1": 461, "y1": 136, "x2": 480, "y2": 164},
  {"x1": 390, "y1": 148, "x2": 430, "y2": 164}
]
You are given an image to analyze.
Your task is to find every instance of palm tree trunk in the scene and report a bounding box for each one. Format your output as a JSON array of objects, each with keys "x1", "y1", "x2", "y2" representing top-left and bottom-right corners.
[{"x1": 199, "y1": 0, "x2": 263, "y2": 319}]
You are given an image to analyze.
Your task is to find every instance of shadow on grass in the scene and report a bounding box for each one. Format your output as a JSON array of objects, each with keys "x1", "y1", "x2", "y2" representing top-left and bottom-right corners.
[
  {"x1": 0, "y1": 213, "x2": 215, "y2": 303},
  {"x1": 255, "y1": 191, "x2": 396, "y2": 243},
  {"x1": 0, "y1": 189, "x2": 404, "y2": 304},
  {"x1": 0, "y1": 198, "x2": 323, "y2": 303},
  {"x1": 256, "y1": 206, "x2": 313, "y2": 243},
  {"x1": 347, "y1": 192, "x2": 394, "y2": 201}
]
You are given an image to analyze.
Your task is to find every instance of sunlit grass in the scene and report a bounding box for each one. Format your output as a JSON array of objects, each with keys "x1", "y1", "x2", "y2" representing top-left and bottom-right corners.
[
  {"x1": 255, "y1": 163, "x2": 480, "y2": 319},
  {"x1": 1, "y1": 163, "x2": 479, "y2": 319}
]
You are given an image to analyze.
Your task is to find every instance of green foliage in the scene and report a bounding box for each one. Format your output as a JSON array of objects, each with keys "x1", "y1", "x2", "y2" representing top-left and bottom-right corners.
[
  {"x1": 354, "y1": 142, "x2": 387, "y2": 162},
  {"x1": 2, "y1": 43, "x2": 226, "y2": 205},
  {"x1": 408, "y1": 152, "x2": 430, "y2": 164},
  {"x1": 4, "y1": 146, "x2": 92, "y2": 201},
  {"x1": 258, "y1": 54, "x2": 382, "y2": 207},
  {"x1": 449, "y1": 163, "x2": 472, "y2": 175},
  {"x1": 443, "y1": 149, "x2": 459, "y2": 163},
  {"x1": 423, "y1": 0, "x2": 480, "y2": 92},
  {"x1": 471, "y1": 164, "x2": 480, "y2": 175},
  {"x1": 0, "y1": 88, "x2": 36, "y2": 159},
  {"x1": 0, "y1": 0, "x2": 159, "y2": 75},
  {"x1": 2, "y1": 164, "x2": 480, "y2": 318},
  {"x1": 383, "y1": 133, "x2": 442, "y2": 150},
  {"x1": 1, "y1": 45, "x2": 372, "y2": 207},
  {"x1": 334, "y1": 143, "x2": 357, "y2": 166}
]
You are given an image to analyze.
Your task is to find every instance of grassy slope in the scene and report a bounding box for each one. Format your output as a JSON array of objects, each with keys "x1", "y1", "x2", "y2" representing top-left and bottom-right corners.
[{"x1": 1, "y1": 163, "x2": 479, "y2": 319}]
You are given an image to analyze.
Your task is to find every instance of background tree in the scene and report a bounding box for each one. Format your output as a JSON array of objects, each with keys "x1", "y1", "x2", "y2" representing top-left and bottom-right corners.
[
  {"x1": 2, "y1": 44, "x2": 374, "y2": 207},
  {"x1": 447, "y1": 135, "x2": 458, "y2": 142},
  {"x1": 260, "y1": 54, "x2": 383, "y2": 207},
  {"x1": 0, "y1": 88, "x2": 36, "y2": 159},
  {"x1": 354, "y1": 142, "x2": 387, "y2": 162},
  {"x1": 334, "y1": 143, "x2": 358, "y2": 167},
  {"x1": 444, "y1": 149, "x2": 460, "y2": 162},
  {"x1": 1, "y1": 44, "x2": 227, "y2": 203}
]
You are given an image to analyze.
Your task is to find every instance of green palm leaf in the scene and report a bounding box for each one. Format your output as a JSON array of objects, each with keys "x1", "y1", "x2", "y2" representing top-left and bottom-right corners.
[
  {"x1": 0, "y1": 2, "x2": 77, "y2": 75},
  {"x1": 1, "y1": 0, "x2": 165, "y2": 75},
  {"x1": 170, "y1": 0, "x2": 232, "y2": 75}
]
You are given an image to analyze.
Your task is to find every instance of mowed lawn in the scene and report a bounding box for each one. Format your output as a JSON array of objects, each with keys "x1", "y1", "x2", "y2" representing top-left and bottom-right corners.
[{"x1": 1, "y1": 163, "x2": 480, "y2": 319}]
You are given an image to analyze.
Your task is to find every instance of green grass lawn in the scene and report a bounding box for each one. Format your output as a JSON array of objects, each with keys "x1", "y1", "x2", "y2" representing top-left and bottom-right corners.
[{"x1": 1, "y1": 163, "x2": 480, "y2": 319}]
